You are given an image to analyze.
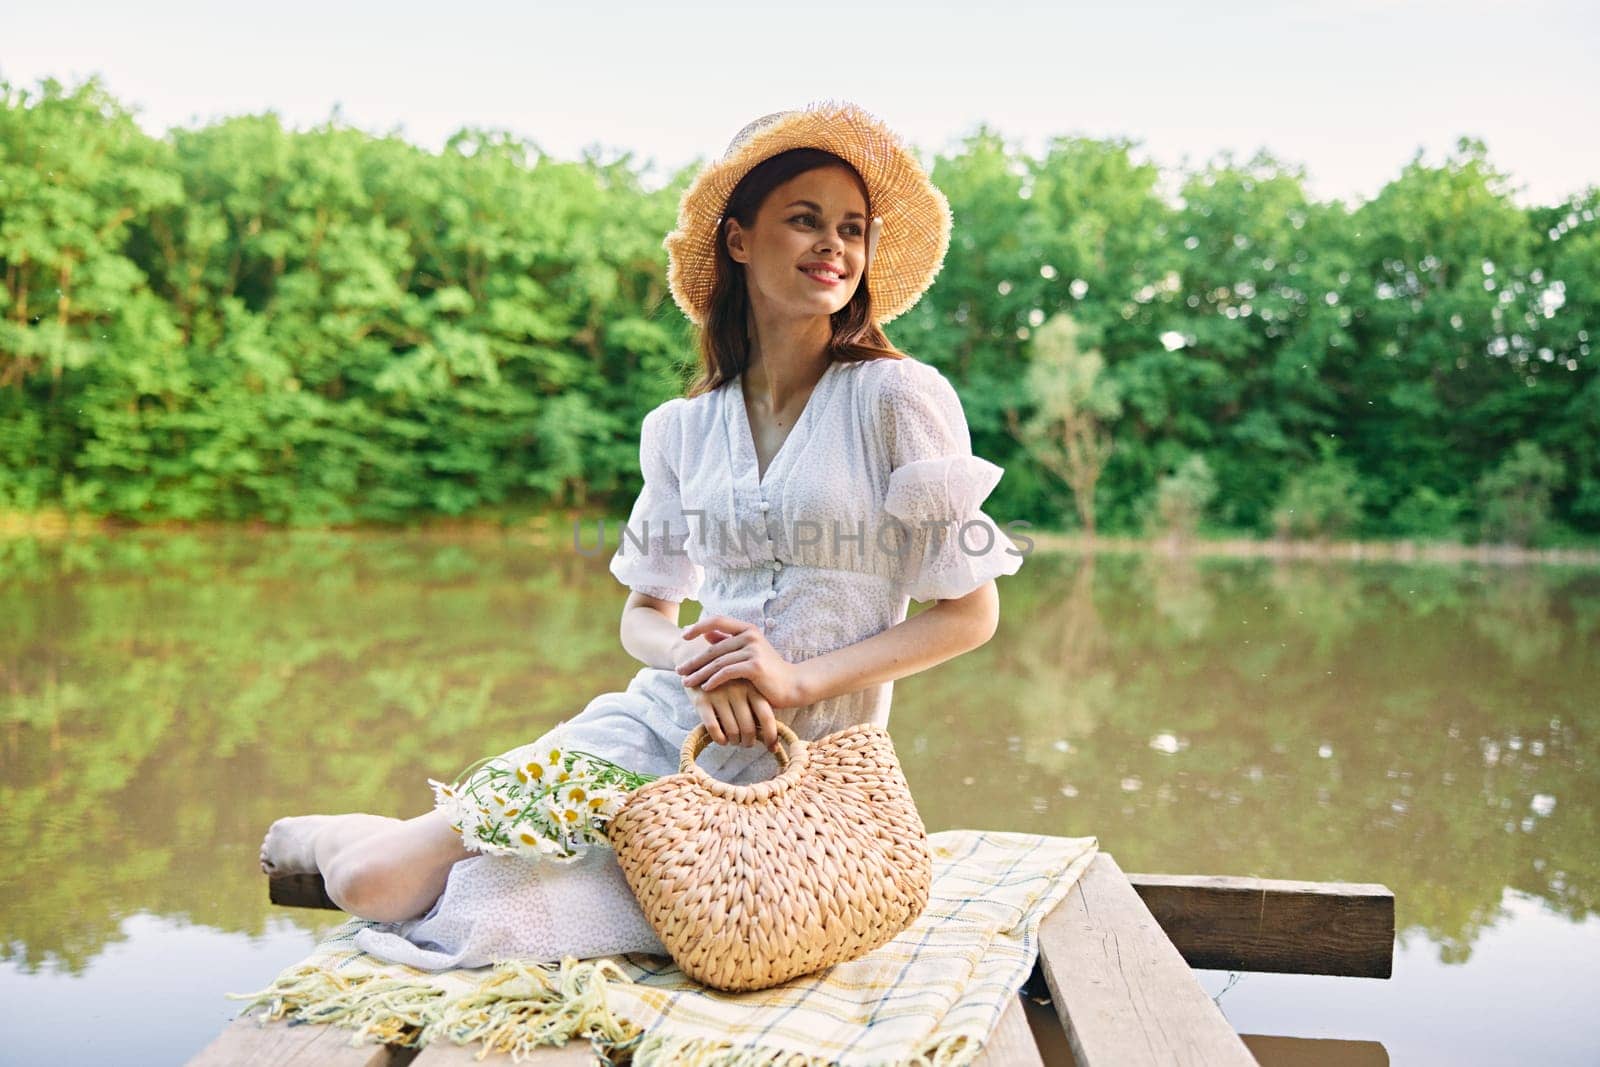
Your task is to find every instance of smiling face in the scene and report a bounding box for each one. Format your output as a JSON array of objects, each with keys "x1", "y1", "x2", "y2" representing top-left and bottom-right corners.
[{"x1": 723, "y1": 165, "x2": 870, "y2": 322}]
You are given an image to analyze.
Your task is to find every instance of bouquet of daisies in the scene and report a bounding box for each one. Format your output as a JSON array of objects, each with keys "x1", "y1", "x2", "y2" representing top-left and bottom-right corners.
[{"x1": 428, "y1": 743, "x2": 659, "y2": 863}]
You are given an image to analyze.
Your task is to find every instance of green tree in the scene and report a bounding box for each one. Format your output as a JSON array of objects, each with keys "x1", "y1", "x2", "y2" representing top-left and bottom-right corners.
[
  {"x1": 1147, "y1": 453, "x2": 1218, "y2": 544},
  {"x1": 1339, "y1": 139, "x2": 1547, "y2": 526},
  {"x1": 1024, "y1": 136, "x2": 1181, "y2": 532},
  {"x1": 1271, "y1": 437, "x2": 1367, "y2": 540},
  {"x1": 1008, "y1": 312, "x2": 1122, "y2": 537},
  {"x1": 1159, "y1": 149, "x2": 1350, "y2": 532},
  {"x1": 0, "y1": 76, "x2": 184, "y2": 510},
  {"x1": 1389, "y1": 485, "x2": 1466, "y2": 541},
  {"x1": 1475, "y1": 441, "x2": 1565, "y2": 547}
]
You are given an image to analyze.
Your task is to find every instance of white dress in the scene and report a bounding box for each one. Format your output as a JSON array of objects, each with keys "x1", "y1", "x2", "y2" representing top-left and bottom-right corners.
[{"x1": 351, "y1": 355, "x2": 1026, "y2": 969}]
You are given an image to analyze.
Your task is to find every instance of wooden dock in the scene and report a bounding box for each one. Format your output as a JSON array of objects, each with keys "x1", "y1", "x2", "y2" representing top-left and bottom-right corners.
[{"x1": 194, "y1": 853, "x2": 1394, "y2": 1066}]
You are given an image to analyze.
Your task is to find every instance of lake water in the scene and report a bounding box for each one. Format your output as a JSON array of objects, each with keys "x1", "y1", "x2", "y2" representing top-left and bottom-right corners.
[{"x1": 1, "y1": 529, "x2": 1596, "y2": 1065}]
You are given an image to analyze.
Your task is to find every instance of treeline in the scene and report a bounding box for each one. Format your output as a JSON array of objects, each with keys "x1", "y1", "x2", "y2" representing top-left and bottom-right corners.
[{"x1": 1, "y1": 75, "x2": 1595, "y2": 542}]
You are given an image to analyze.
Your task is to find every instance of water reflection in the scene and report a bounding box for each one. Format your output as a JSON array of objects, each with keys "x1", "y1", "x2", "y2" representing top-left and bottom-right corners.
[{"x1": 0, "y1": 531, "x2": 1596, "y2": 1057}]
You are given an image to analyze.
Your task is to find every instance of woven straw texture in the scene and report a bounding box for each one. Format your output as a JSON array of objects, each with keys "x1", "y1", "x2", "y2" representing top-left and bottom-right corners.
[
  {"x1": 606, "y1": 721, "x2": 932, "y2": 992},
  {"x1": 663, "y1": 99, "x2": 953, "y2": 327}
]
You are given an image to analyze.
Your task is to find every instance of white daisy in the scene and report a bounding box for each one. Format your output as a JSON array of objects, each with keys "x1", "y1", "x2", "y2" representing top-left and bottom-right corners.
[{"x1": 514, "y1": 758, "x2": 551, "y2": 788}]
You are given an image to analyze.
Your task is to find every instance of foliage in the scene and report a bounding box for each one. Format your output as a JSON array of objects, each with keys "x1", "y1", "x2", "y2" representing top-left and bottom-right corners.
[
  {"x1": 0, "y1": 75, "x2": 691, "y2": 525},
  {"x1": 1474, "y1": 441, "x2": 1566, "y2": 547},
  {"x1": 1271, "y1": 438, "x2": 1367, "y2": 540},
  {"x1": 1389, "y1": 485, "x2": 1467, "y2": 541},
  {"x1": 2, "y1": 74, "x2": 1596, "y2": 542},
  {"x1": 1008, "y1": 312, "x2": 1121, "y2": 535},
  {"x1": 1147, "y1": 453, "x2": 1218, "y2": 540}
]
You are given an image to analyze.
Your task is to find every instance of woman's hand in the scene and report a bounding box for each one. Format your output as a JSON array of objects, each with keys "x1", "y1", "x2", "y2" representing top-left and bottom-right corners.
[
  {"x1": 683, "y1": 676, "x2": 782, "y2": 751},
  {"x1": 669, "y1": 625, "x2": 731, "y2": 674},
  {"x1": 677, "y1": 615, "x2": 807, "y2": 710}
]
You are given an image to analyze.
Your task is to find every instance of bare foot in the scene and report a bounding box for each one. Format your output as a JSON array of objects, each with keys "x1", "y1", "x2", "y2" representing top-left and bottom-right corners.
[{"x1": 260, "y1": 815, "x2": 334, "y2": 876}]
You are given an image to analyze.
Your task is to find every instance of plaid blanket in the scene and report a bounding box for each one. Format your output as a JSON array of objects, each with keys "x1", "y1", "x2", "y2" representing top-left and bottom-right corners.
[{"x1": 228, "y1": 829, "x2": 1098, "y2": 1066}]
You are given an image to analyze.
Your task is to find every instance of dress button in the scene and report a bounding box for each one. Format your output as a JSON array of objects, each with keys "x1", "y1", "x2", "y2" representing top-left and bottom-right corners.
[{"x1": 758, "y1": 500, "x2": 770, "y2": 512}]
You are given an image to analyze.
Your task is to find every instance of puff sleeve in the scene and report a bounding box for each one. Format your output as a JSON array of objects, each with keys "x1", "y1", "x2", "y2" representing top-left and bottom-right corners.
[
  {"x1": 608, "y1": 398, "x2": 705, "y2": 603},
  {"x1": 878, "y1": 360, "x2": 1025, "y2": 603}
]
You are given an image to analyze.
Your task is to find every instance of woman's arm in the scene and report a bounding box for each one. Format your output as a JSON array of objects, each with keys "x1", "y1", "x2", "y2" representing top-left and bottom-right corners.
[
  {"x1": 620, "y1": 591, "x2": 719, "y2": 672},
  {"x1": 624, "y1": 591, "x2": 781, "y2": 749},
  {"x1": 791, "y1": 581, "x2": 999, "y2": 706},
  {"x1": 676, "y1": 580, "x2": 1001, "y2": 707}
]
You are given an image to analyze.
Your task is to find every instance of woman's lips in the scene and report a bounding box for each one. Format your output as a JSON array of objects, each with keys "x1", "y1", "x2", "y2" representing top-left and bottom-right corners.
[{"x1": 800, "y1": 267, "x2": 842, "y2": 286}]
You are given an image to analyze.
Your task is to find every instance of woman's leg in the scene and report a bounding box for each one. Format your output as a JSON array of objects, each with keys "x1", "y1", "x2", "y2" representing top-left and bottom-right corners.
[{"x1": 261, "y1": 810, "x2": 476, "y2": 923}]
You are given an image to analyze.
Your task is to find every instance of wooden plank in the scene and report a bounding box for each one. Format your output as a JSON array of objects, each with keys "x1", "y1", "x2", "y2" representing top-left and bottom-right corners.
[
  {"x1": 410, "y1": 995, "x2": 1045, "y2": 1065},
  {"x1": 267, "y1": 869, "x2": 1393, "y2": 981},
  {"x1": 186, "y1": 1012, "x2": 406, "y2": 1066},
  {"x1": 973, "y1": 993, "x2": 1047, "y2": 1067},
  {"x1": 270, "y1": 871, "x2": 339, "y2": 911},
  {"x1": 410, "y1": 1038, "x2": 596, "y2": 1064},
  {"x1": 1036, "y1": 852, "x2": 1256, "y2": 1067},
  {"x1": 1127, "y1": 871, "x2": 1394, "y2": 978}
]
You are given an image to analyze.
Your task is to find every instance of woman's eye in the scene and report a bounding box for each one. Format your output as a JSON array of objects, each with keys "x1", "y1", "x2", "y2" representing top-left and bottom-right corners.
[{"x1": 793, "y1": 214, "x2": 864, "y2": 237}]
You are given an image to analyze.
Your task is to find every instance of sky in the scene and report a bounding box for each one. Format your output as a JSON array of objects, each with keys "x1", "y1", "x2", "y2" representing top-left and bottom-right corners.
[{"x1": 4, "y1": 0, "x2": 1596, "y2": 208}]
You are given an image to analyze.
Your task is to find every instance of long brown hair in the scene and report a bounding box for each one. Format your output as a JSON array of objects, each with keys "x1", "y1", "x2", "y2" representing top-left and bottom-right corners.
[{"x1": 684, "y1": 147, "x2": 907, "y2": 399}]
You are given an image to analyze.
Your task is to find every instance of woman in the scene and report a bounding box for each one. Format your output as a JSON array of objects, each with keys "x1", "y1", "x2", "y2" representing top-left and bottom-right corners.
[{"x1": 258, "y1": 101, "x2": 1025, "y2": 967}]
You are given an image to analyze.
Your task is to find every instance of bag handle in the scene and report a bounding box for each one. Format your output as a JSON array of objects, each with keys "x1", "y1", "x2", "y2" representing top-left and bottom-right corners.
[{"x1": 678, "y1": 721, "x2": 809, "y2": 802}]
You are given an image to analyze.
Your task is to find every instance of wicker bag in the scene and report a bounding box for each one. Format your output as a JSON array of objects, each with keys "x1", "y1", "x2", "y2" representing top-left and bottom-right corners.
[{"x1": 606, "y1": 720, "x2": 932, "y2": 992}]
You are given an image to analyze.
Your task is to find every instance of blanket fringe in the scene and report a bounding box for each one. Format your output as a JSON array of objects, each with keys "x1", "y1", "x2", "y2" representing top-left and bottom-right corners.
[
  {"x1": 421, "y1": 957, "x2": 643, "y2": 1061},
  {"x1": 625, "y1": 1028, "x2": 980, "y2": 1067},
  {"x1": 224, "y1": 963, "x2": 446, "y2": 1046},
  {"x1": 224, "y1": 956, "x2": 642, "y2": 1062},
  {"x1": 226, "y1": 958, "x2": 984, "y2": 1066}
]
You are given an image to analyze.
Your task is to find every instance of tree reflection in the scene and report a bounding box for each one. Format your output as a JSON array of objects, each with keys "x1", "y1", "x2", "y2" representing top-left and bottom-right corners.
[{"x1": 1, "y1": 532, "x2": 1595, "y2": 974}]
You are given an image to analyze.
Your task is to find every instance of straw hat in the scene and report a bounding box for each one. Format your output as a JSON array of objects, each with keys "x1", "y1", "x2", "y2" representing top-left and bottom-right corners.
[{"x1": 662, "y1": 100, "x2": 953, "y2": 327}]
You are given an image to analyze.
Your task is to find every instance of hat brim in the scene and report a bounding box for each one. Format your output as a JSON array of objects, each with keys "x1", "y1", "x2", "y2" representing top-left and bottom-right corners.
[{"x1": 663, "y1": 100, "x2": 952, "y2": 327}]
